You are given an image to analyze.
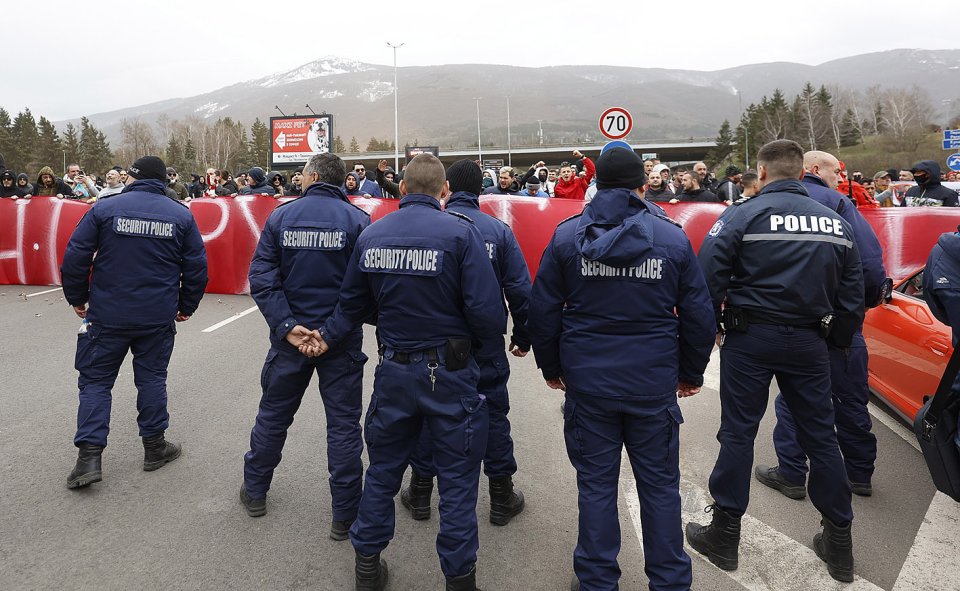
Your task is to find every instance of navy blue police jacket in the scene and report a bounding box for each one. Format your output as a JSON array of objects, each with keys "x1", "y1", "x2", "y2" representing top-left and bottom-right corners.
[
  {"x1": 802, "y1": 173, "x2": 886, "y2": 309},
  {"x1": 528, "y1": 187, "x2": 716, "y2": 401},
  {"x1": 248, "y1": 182, "x2": 370, "y2": 348},
  {"x1": 445, "y1": 191, "x2": 532, "y2": 356},
  {"x1": 698, "y1": 178, "x2": 864, "y2": 337},
  {"x1": 923, "y1": 231, "x2": 960, "y2": 336},
  {"x1": 61, "y1": 179, "x2": 208, "y2": 328},
  {"x1": 321, "y1": 193, "x2": 506, "y2": 351}
]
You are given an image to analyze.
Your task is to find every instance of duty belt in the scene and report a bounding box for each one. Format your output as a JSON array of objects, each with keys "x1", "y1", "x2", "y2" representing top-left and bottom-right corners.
[
  {"x1": 742, "y1": 310, "x2": 819, "y2": 330},
  {"x1": 381, "y1": 346, "x2": 440, "y2": 365}
]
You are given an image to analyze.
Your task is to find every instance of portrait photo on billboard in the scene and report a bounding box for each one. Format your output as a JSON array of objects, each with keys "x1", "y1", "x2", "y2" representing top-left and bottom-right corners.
[{"x1": 270, "y1": 114, "x2": 334, "y2": 168}]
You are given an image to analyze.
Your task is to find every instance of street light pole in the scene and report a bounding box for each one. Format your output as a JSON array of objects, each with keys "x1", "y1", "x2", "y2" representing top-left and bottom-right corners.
[
  {"x1": 387, "y1": 41, "x2": 405, "y2": 172},
  {"x1": 537, "y1": 119, "x2": 543, "y2": 147},
  {"x1": 506, "y1": 96, "x2": 512, "y2": 167},
  {"x1": 474, "y1": 97, "x2": 482, "y2": 162}
]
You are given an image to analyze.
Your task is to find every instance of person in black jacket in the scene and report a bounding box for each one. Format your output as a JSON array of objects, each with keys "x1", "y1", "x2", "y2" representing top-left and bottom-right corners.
[
  {"x1": 901, "y1": 160, "x2": 959, "y2": 207},
  {"x1": 672, "y1": 171, "x2": 718, "y2": 203},
  {"x1": 376, "y1": 160, "x2": 402, "y2": 199}
]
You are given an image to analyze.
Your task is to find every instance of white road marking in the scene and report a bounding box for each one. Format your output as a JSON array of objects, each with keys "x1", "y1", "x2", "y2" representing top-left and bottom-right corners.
[
  {"x1": 201, "y1": 306, "x2": 260, "y2": 333},
  {"x1": 893, "y1": 491, "x2": 960, "y2": 591},
  {"x1": 867, "y1": 403, "x2": 920, "y2": 451},
  {"x1": 619, "y1": 456, "x2": 884, "y2": 590},
  {"x1": 25, "y1": 287, "x2": 62, "y2": 298}
]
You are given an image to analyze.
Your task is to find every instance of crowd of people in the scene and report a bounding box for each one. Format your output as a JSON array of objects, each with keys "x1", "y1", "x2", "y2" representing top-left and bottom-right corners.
[{"x1": 2, "y1": 149, "x2": 957, "y2": 210}]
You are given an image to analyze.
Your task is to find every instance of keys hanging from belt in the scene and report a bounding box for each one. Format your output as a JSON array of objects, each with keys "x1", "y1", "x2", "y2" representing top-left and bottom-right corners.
[{"x1": 427, "y1": 361, "x2": 439, "y2": 392}]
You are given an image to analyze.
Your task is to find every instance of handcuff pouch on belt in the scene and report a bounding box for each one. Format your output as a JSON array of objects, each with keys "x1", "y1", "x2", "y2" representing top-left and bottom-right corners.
[{"x1": 445, "y1": 338, "x2": 472, "y2": 371}]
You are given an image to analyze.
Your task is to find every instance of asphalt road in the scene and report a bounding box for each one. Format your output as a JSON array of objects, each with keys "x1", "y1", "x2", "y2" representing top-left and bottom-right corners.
[{"x1": 1, "y1": 287, "x2": 957, "y2": 591}]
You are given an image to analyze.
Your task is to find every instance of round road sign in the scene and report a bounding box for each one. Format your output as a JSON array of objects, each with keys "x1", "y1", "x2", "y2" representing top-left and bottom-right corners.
[
  {"x1": 947, "y1": 153, "x2": 960, "y2": 172},
  {"x1": 599, "y1": 107, "x2": 633, "y2": 140}
]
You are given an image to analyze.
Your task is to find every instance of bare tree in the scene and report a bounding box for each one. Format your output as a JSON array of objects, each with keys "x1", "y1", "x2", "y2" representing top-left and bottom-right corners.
[
  {"x1": 119, "y1": 118, "x2": 159, "y2": 163},
  {"x1": 879, "y1": 86, "x2": 933, "y2": 152}
]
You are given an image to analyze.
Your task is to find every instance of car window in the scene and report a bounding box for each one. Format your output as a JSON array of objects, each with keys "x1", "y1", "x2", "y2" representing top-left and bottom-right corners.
[{"x1": 899, "y1": 270, "x2": 924, "y2": 298}]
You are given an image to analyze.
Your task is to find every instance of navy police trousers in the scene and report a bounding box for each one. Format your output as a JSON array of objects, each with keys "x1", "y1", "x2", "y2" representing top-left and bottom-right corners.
[
  {"x1": 710, "y1": 325, "x2": 853, "y2": 525},
  {"x1": 74, "y1": 323, "x2": 176, "y2": 447},
  {"x1": 773, "y1": 332, "x2": 876, "y2": 486},
  {"x1": 243, "y1": 338, "x2": 367, "y2": 521},
  {"x1": 351, "y1": 348, "x2": 488, "y2": 578},
  {"x1": 409, "y1": 349, "x2": 516, "y2": 479},
  {"x1": 564, "y1": 391, "x2": 691, "y2": 591}
]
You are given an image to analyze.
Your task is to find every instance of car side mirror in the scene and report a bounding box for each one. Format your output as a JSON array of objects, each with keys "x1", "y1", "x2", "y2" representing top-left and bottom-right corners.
[{"x1": 881, "y1": 278, "x2": 894, "y2": 305}]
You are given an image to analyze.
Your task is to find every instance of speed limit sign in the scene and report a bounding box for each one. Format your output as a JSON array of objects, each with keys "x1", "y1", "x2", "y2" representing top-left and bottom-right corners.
[{"x1": 599, "y1": 107, "x2": 633, "y2": 140}]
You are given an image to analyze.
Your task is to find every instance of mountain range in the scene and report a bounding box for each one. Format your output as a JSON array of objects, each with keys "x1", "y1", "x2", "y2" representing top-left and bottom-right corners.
[{"x1": 66, "y1": 49, "x2": 960, "y2": 150}]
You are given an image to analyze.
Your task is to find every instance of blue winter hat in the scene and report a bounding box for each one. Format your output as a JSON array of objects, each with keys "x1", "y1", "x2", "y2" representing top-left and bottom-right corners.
[{"x1": 248, "y1": 167, "x2": 267, "y2": 185}]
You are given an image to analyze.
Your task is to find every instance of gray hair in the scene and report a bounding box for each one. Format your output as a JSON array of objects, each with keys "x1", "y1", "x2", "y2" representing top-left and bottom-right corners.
[{"x1": 303, "y1": 153, "x2": 346, "y2": 186}]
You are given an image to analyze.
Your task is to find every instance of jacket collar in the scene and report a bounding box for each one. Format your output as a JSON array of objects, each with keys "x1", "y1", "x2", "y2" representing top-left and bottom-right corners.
[
  {"x1": 759, "y1": 178, "x2": 810, "y2": 197},
  {"x1": 399, "y1": 193, "x2": 441, "y2": 210},
  {"x1": 121, "y1": 179, "x2": 167, "y2": 195},
  {"x1": 446, "y1": 191, "x2": 480, "y2": 209},
  {"x1": 802, "y1": 173, "x2": 829, "y2": 188},
  {"x1": 303, "y1": 182, "x2": 349, "y2": 202}
]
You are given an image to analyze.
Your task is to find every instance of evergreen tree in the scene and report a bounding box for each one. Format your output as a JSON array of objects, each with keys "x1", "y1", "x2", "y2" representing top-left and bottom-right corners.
[
  {"x1": 92, "y1": 130, "x2": 113, "y2": 173},
  {"x1": 839, "y1": 108, "x2": 861, "y2": 147},
  {"x1": 35, "y1": 117, "x2": 64, "y2": 174},
  {"x1": 332, "y1": 135, "x2": 345, "y2": 153},
  {"x1": 706, "y1": 120, "x2": 734, "y2": 167},
  {"x1": 165, "y1": 136, "x2": 184, "y2": 172},
  {"x1": 62, "y1": 123, "x2": 81, "y2": 170},
  {"x1": 248, "y1": 118, "x2": 271, "y2": 169},
  {"x1": 0, "y1": 108, "x2": 13, "y2": 169},
  {"x1": 733, "y1": 104, "x2": 762, "y2": 168},
  {"x1": 11, "y1": 109, "x2": 40, "y2": 174},
  {"x1": 183, "y1": 138, "x2": 198, "y2": 171},
  {"x1": 349, "y1": 136, "x2": 360, "y2": 152}
]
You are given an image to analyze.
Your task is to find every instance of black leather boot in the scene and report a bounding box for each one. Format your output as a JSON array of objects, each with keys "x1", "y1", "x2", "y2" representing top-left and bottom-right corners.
[
  {"x1": 489, "y1": 476, "x2": 525, "y2": 526},
  {"x1": 813, "y1": 517, "x2": 854, "y2": 582},
  {"x1": 67, "y1": 443, "x2": 103, "y2": 489},
  {"x1": 446, "y1": 567, "x2": 479, "y2": 590},
  {"x1": 400, "y1": 471, "x2": 434, "y2": 520},
  {"x1": 355, "y1": 551, "x2": 388, "y2": 591},
  {"x1": 685, "y1": 504, "x2": 742, "y2": 571},
  {"x1": 142, "y1": 433, "x2": 182, "y2": 471}
]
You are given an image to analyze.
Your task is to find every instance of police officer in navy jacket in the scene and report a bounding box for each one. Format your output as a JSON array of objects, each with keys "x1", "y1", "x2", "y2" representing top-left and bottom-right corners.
[
  {"x1": 240, "y1": 153, "x2": 371, "y2": 541},
  {"x1": 758, "y1": 150, "x2": 887, "y2": 500},
  {"x1": 314, "y1": 154, "x2": 505, "y2": 591},
  {"x1": 689, "y1": 140, "x2": 863, "y2": 583},
  {"x1": 400, "y1": 159, "x2": 531, "y2": 527},
  {"x1": 528, "y1": 147, "x2": 716, "y2": 591},
  {"x1": 60, "y1": 155, "x2": 208, "y2": 489}
]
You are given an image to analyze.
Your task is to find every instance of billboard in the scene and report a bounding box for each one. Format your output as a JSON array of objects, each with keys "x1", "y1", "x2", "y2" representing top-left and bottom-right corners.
[
  {"x1": 270, "y1": 115, "x2": 334, "y2": 167},
  {"x1": 405, "y1": 146, "x2": 440, "y2": 163}
]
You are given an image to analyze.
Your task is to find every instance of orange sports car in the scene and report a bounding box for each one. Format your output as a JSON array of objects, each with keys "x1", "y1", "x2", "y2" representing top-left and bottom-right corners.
[{"x1": 863, "y1": 267, "x2": 952, "y2": 421}]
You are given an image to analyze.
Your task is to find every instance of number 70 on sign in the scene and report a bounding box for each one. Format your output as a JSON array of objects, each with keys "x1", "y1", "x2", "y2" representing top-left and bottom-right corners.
[{"x1": 599, "y1": 107, "x2": 633, "y2": 140}]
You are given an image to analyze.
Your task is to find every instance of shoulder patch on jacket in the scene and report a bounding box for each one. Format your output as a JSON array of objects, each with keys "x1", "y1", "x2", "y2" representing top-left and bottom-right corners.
[
  {"x1": 732, "y1": 195, "x2": 753, "y2": 206},
  {"x1": 446, "y1": 210, "x2": 474, "y2": 223}
]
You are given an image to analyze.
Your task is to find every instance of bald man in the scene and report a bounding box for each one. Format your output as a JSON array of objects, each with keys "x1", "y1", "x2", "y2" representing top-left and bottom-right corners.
[
  {"x1": 755, "y1": 149, "x2": 888, "y2": 502},
  {"x1": 692, "y1": 162, "x2": 717, "y2": 192}
]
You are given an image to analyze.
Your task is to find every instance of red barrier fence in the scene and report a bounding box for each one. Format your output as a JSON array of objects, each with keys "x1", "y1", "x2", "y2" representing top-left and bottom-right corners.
[{"x1": 2, "y1": 195, "x2": 959, "y2": 294}]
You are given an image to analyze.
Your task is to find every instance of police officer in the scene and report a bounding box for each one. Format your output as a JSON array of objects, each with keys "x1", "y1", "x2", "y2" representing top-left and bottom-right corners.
[
  {"x1": 399, "y1": 159, "x2": 531, "y2": 527},
  {"x1": 528, "y1": 147, "x2": 716, "y2": 591},
  {"x1": 240, "y1": 153, "x2": 371, "y2": 541},
  {"x1": 922, "y1": 229, "x2": 960, "y2": 453},
  {"x1": 757, "y1": 150, "x2": 887, "y2": 499},
  {"x1": 312, "y1": 154, "x2": 505, "y2": 590},
  {"x1": 688, "y1": 140, "x2": 863, "y2": 583},
  {"x1": 60, "y1": 155, "x2": 208, "y2": 489}
]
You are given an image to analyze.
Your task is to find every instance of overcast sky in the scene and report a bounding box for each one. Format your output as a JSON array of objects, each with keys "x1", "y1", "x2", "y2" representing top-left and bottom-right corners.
[{"x1": 5, "y1": 0, "x2": 956, "y2": 121}]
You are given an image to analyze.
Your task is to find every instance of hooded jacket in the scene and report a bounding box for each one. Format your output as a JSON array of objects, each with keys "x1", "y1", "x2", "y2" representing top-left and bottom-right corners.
[
  {"x1": 923, "y1": 232, "x2": 960, "y2": 348},
  {"x1": 16, "y1": 173, "x2": 33, "y2": 195},
  {"x1": 267, "y1": 172, "x2": 286, "y2": 196},
  {"x1": 0, "y1": 171, "x2": 25, "y2": 197},
  {"x1": 343, "y1": 172, "x2": 368, "y2": 197},
  {"x1": 528, "y1": 187, "x2": 716, "y2": 401},
  {"x1": 34, "y1": 166, "x2": 72, "y2": 197},
  {"x1": 902, "y1": 161, "x2": 958, "y2": 207}
]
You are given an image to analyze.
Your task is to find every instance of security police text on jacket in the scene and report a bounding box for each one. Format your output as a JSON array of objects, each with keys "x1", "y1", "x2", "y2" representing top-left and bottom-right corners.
[
  {"x1": 317, "y1": 154, "x2": 506, "y2": 590},
  {"x1": 528, "y1": 146, "x2": 716, "y2": 591}
]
